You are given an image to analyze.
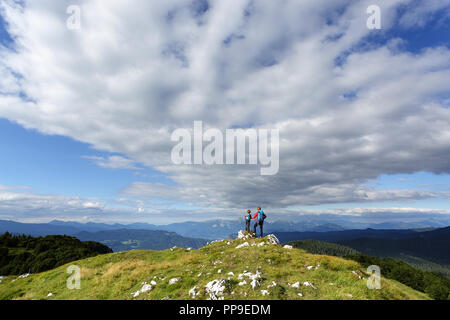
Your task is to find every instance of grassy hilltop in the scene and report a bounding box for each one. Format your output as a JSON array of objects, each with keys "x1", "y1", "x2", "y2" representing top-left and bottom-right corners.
[{"x1": 0, "y1": 233, "x2": 431, "y2": 300}]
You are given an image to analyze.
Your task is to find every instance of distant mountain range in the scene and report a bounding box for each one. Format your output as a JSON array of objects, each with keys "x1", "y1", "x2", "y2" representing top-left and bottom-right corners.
[
  {"x1": 0, "y1": 219, "x2": 346, "y2": 239},
  {"x1": 75, "y1": 229, "x2": 208, "y2": 252},
  {"x1": 2, "y1": 217, "x2": 450, "y2": 240}
]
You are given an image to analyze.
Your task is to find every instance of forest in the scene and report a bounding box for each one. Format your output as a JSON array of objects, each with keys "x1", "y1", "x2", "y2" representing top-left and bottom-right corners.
[{"x1": 0, "y1": 232, "x2": 112, "y2": 275}]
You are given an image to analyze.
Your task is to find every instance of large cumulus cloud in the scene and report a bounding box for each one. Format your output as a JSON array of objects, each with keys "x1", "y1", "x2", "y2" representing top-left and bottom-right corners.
[{"x1": 1, "y1": 0, "x2": 450, "y2": 215}]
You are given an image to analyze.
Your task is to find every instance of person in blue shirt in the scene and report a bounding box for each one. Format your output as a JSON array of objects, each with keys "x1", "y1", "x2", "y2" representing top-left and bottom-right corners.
[
  {"x1": 252, "y1": 207, "x2": 267, "y2": 238},
  {"x1": 245, "y1": 210, "x2": 252, "y2": 232}
]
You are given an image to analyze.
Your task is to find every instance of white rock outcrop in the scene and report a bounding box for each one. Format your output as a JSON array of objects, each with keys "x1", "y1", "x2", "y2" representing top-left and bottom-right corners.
[
  {"x1": 266, "y1": 234, "x2": 280, "y2": 245},
  {"x1": 189, "y1": 286, "x2": 200, "y2": 299},
  {"x1": 237, "y1": 230, "x2": 254, "y2": 240},
  {"x1": 132, "y1": 283, "x2": 152, "y2": 297},
  {"x1": 303, "y1": 281, "x2": 317, "y2": 289},
  {"x1": 235, "y1": 242, "x2": 249, "y2": 249},
  {"x1": 205, "y1": 279, "x2": 229, "y2": 300},
  {"x1": 237, "y1": 270, "x2": 261, "y2": 281},
  {"x1": 250, "y1": 279, "x2": 260, "y2": 289}
]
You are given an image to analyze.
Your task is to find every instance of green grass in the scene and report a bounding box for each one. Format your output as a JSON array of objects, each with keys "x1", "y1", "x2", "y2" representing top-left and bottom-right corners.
[{"x1": 0, "y1": 235, "x2": 431, "y2": 300}]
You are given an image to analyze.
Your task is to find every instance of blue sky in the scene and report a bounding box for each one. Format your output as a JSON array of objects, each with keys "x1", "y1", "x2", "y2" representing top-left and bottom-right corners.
[
  {"x1": 0, "y1": 1, "x2": 450, "y2": 224},
  {"x1": 0, "y1": 118, "x2": 151, "y2": 199}
]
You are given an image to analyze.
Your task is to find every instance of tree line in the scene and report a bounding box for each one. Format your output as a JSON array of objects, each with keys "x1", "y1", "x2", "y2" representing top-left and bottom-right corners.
[{"x1": 0, "y1": 232, "x2": 112, "y2": 276}]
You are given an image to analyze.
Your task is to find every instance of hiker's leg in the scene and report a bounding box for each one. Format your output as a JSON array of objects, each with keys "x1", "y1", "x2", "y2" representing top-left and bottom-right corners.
[
  {"x1": 253, "y1": 222, "x2": 257, "y2": 234},
  {"x1": 260, "y1": 221, "x2": 263, "y2": 237}
]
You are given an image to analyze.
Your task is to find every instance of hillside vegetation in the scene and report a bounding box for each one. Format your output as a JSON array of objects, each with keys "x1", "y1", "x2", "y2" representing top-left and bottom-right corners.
[
  {"x1": 0, "y1": 233, "x2": 112, "y2": 275},
  {"x1": 287, "y1": 240, "x2": 360, "y2": 257},
  {"x1": 0, "y1": 233, "x2": 431, "y2": 300},
  {"x1": 288, "y1": 240, "x2": 450, "y2": 300}
]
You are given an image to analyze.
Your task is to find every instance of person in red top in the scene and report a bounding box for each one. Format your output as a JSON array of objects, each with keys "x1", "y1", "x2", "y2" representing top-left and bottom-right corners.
[{"x1": 252, "y1": 207, "x2": 266, "y2": 238}]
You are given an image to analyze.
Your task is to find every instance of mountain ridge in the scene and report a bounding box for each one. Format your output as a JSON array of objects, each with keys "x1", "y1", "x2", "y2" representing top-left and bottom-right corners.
[{"x1": 0, "y1": 232, "x2": 431, "y2": 300}]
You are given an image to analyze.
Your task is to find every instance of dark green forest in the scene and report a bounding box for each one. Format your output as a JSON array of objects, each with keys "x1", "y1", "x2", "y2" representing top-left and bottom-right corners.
[
  {"x1": 288, "y1": 239, "x2": 450, "y2": 300},
  {"x1": 286, "y1": 239, "x2": 360, "y2": 257},
  {"x1": 0, "y1": 232, "x2": 112, "y2": 275}
]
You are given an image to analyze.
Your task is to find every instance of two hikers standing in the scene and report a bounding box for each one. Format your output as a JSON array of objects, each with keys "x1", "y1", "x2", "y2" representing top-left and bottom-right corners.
[{"x1": 245, "y1": 207, "x2": 267, "y2": 238}]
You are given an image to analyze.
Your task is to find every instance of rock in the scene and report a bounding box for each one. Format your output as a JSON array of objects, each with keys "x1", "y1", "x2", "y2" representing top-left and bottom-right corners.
[
  {"x1": 141, "y1": 284, "x2": 152, "y2": 293},
  {"x1": 19, "y1": 273, "x2": 30, "y2": 278},
  {"x1": 238, "y1": 280, "x2": 247, "y2": 286},
  {"x1": 47, "y1": 293, "x2": 53, "y2": 297},
  {"x1": 267, "y1": 281, "x2": 277, "y2": 288},
  {"x1": 197, "y1": 273, "x2": 202, "y2": 277},
  {"x1": 307, "y1": 266, "x2": 314, "y2": 270},
  {"x1": 237, "y1": 271, "x2": 261, "y2": 281},
  {"x1": 258, "y1": 242, "x2": 265, "y2": 247},
  {"x1": 283, "y1": 245, "x2": 293, "y2": 249},
  {"x1": 303, "y1": 281, "x2": 317, "y2": 290},
  {"x1": 150, "y1": 280, "x2": 157, "y2": 286},
  {"x1": 168, "y1": 278, "x2": 179, "y2": 285},
  {"x1": 346, "y1": 293, "x2": 353, "y2": 299},
  {"x1": 161, "y1": 296, "x2": 170, "y2": 300},
  {"x1": 237, "y1": 230, "x2": 255, "y2": 240},
  {"x1": 205, "y1": 279, "x2": 230, "y2": 300},
  {"x1": 291, "y1": 282, "x2": 300, "y2": 288},
  {"x1": 132, "y1": 284, "x2": 152, "y2": 297},
  {"x1": 186, "y1": 247, "x2": 192, "y2": 251},
  {"x1": 235, "y1": 242, "x2": 249, "y2": 249},
  {"x1": 261, "y1": 290, "x2": 269, "y2": 296},
  {"x1": 189, "y1": 286, "x2": 199, "y2": 299},
  {"x1": 228, "y1": 272, "x2": 234, "y2": 276},
  {"x1": 298, "y1": 293, "x2": 303, "y2": 297},
  {"x1": 250, "y1": 279, "x2": 260, "y2": 289},
  {"x1": 266, "y1": 234, "x2": 280, "y2": 245}
]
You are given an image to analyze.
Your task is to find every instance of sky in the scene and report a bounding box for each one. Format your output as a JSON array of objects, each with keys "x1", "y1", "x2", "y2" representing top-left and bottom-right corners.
[{"x1": 0, "y1": 0, "x2": 450, "y2": 224}]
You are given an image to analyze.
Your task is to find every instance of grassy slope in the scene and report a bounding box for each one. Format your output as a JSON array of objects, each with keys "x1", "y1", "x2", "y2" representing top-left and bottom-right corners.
[{"x1": 0, "y1": 235, "x2": 430, "y2": 300}]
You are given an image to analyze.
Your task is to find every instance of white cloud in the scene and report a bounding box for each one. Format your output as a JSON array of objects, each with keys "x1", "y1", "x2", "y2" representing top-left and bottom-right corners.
[
  {"x1": 0, "y1": 185, "x2": 105, "y2": 215},
  {"x1": 82, "y1": 155, "x2": 141, "y2": 170},
  {"x1": 0, "y1": 0, "x2": 450, "y2": 215}
]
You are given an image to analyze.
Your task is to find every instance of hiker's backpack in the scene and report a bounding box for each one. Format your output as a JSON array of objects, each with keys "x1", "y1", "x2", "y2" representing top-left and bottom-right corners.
[{"x1": 258, "y1": 210, "x2": 266, "y2": 222}]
